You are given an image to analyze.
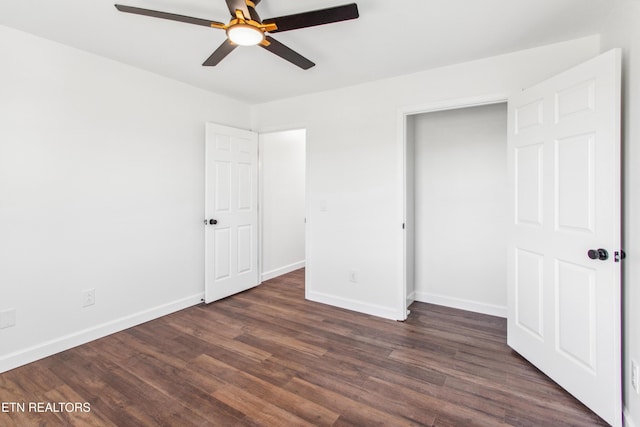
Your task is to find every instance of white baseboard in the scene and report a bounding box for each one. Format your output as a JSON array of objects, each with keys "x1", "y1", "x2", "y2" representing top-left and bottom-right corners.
[
  {"x1": 625, "y1": 406, "x2": 638, "y2": 427},
  {"x1": 262, "y1": 260, "x2": 305, "y2": 282},
  {"x1": 406, "y1": 291, "x2": 416, "y2": 309},
  {"x1": 306, "y1": 290, "x2": 403, "y2": 321},
  {"x1": 0, "y1": 293, "x2": 203, "y2": 374},
  {"x1": 414, "y1": 291, "x2": 507, "y2": 318}
]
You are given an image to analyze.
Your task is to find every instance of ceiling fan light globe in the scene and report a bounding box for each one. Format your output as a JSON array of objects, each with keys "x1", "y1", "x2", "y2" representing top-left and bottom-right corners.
[{"x1": 227, "y1": 24, "x2": 264, "y2": 46}]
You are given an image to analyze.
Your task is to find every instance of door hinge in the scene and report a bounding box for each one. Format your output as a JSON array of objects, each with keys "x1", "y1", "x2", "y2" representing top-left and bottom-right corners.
[
  {"x1": 614, "y1": 250, "x2": 626, "y2": 263},
  {"x1": 402, "y1": 223, "x2": 405, "y2": 229}
]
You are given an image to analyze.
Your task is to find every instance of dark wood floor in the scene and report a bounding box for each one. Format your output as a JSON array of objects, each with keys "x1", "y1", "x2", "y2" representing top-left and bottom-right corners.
[{"x1": 0, "y1": 269, "x2": 607, "y2": 426}]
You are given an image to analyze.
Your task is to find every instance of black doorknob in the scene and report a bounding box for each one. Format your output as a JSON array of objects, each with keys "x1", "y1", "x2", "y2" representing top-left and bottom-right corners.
[
  {"x1": 587, "y1": 248, "x2": 609, "y2": 261},
  {"x1": 209, "y1": 219, "x2": 218, "y2": 225}
]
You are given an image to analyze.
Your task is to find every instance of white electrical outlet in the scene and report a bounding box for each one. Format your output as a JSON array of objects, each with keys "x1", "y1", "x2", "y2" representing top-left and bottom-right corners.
[
  {"x1": 632, "y1": 360, "x2": 640, "y2": 394},
  {"x1": 349, "y1": 269, "x2": 358, "y2": 283},
  {"x1": 0, "y1": 309, "x2": 16, "y2": 329},
  {"x1": 82, "y1": 289, "x2": 95, "y2": 308}
]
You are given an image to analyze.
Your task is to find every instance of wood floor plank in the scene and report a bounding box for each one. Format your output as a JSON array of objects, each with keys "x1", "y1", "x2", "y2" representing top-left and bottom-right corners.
[
  {"x1": 284, "y1": 376, "x2": 423, "y2": 427},
  {"x1": 389, "y1": 345, "x2": 508, "y2": 386},
  {"x1": 0, "y1": 268, "x2": 608, "y2": 426},
  {"x1": 194, "y1": 354, "x2": 340, "y2": 426},
  {"x1": 358, "y1": 375, "x2": 443, "y2": 425},
  {"x1": 171, "y1": 307, "x2": 245, "y2": 341},
  {"x1": 213, "y1": 383, "x2": 320, "y2": 427}
]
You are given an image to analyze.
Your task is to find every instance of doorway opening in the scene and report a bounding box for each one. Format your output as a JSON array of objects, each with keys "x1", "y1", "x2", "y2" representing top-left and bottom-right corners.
[
  {"x1": 259, "y1": 129, "x2": 307, "y2": 282},
  {"x1": 403, "y1": 99, "x2": 508, "y2": 318}
]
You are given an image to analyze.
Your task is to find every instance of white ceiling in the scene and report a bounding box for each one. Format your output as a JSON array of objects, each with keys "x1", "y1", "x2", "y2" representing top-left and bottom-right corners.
[{"x1": 0, "y1": 0, "x2": 614, "y2": 104}]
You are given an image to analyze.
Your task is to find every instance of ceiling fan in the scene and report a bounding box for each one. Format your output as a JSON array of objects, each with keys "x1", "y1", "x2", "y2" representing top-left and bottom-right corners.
[{"x1": 114, "y1": 0, "x2": 359, "y2": 69}]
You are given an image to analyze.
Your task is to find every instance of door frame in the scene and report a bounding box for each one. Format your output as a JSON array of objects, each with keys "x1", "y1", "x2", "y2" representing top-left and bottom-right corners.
[
  {"x1": 205, "y1": 123, "x2": 309, "y2": 301},
  {"x1": 257, "y1": 127, "x2": 308, "y2": 283},
  {"x1": 398, "y1": 93, "x2": 508, "y2": 320}
]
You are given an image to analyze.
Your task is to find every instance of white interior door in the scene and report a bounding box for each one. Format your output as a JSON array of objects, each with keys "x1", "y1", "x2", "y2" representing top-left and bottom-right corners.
[
  {"x1": 205, "y1": 123, "x2": 259, "y2": 303},
  {"x1": 507, "y1": 49, "x2": 621, "y2": 426}
]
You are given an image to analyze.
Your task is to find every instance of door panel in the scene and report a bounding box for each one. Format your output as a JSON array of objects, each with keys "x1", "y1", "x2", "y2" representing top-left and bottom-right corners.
[
  {"x1": 515, "y1": 144, "x2": 543, "y2": 226},
  {"x1": 507, "y1": 49, "x2": 621, "y2": 426},
  {"x1": 555, "y1": 134, "x2": 595, "y2": 232},
  {"x1": 237, "y1": 162, "x2": 253, "y2": 210},
  {"x1": 555, "y1": 260, "x2": 596, "y2": 370},
  {"x1": 214, "y1": 227, "x2": 231, "y2": 280},
  {"x1": 205, "y1": 123, "x2": 259, "y2": 303},
  {"x1": 555, "y1": 79, "x2": 595, "y2": 120},
  {"x1": 515, "y1": 248, "x2": 544, "y2": 339},
  {"x1": 215, "y1": 161, "x2": 232, "y2": 211},
  {"x1": 237, "y1": 224, "x2": 253, "y2": 273},
  {"x1": 514, "y1": 99, "x2": 544, "y2": 132}
]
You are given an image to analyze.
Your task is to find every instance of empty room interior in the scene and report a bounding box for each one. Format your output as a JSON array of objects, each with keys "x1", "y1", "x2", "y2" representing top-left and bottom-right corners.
[{"x1": 1, "y1": 1, "x2": 639, "y2": 426}]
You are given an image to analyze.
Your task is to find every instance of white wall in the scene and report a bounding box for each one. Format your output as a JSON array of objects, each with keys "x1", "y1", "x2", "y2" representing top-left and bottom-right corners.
[
  {"x1": 260, "y1": 129, "x2": 306, "y2": 281},
  {"x1": 0, "y1": 25, "x2": 251, "y2": 372},
  {"x1": 251, "y1": 36, "x2": 601, "y2": 320},
  {"x1": 412, "y1": 103, "x2": 507, "y2": 316},
  {"x1": 600, "y1": 2, "x2": 640, "y2": 426}
]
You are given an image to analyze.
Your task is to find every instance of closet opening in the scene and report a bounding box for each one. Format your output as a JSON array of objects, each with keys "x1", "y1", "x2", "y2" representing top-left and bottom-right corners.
[{"x1": 403, "y1": 101, "x2": 508, "y2": 318}]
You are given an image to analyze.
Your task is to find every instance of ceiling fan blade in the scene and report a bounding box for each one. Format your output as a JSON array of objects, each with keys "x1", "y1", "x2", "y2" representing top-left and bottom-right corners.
[
  {"x1": 247, "y1": 5, "x2": 261, "y2": 22},
  {"x1": 261, "y1": 36, "x2": 315, "y2": 70},
  {"x1": 202, "y1": 40, "x2": 237, "y2": 66},
  {"x1": 225, "y1": 0, "x2": 251, "y2": 19},
  {"x1": 263, "y1": 3, "x2": 359, "y2": 33},
  {"x1": 114, "y1": 4, "x2": 224, "y2": 28}
]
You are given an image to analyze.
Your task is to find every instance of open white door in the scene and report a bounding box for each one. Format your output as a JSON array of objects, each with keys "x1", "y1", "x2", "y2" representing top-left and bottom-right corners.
[
  {"x1": 205, "y1": 123, "x2": 259, "y2": 303},
  {"x1": 507, "y1": 49, "x2": 621, "y2": 426}
]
